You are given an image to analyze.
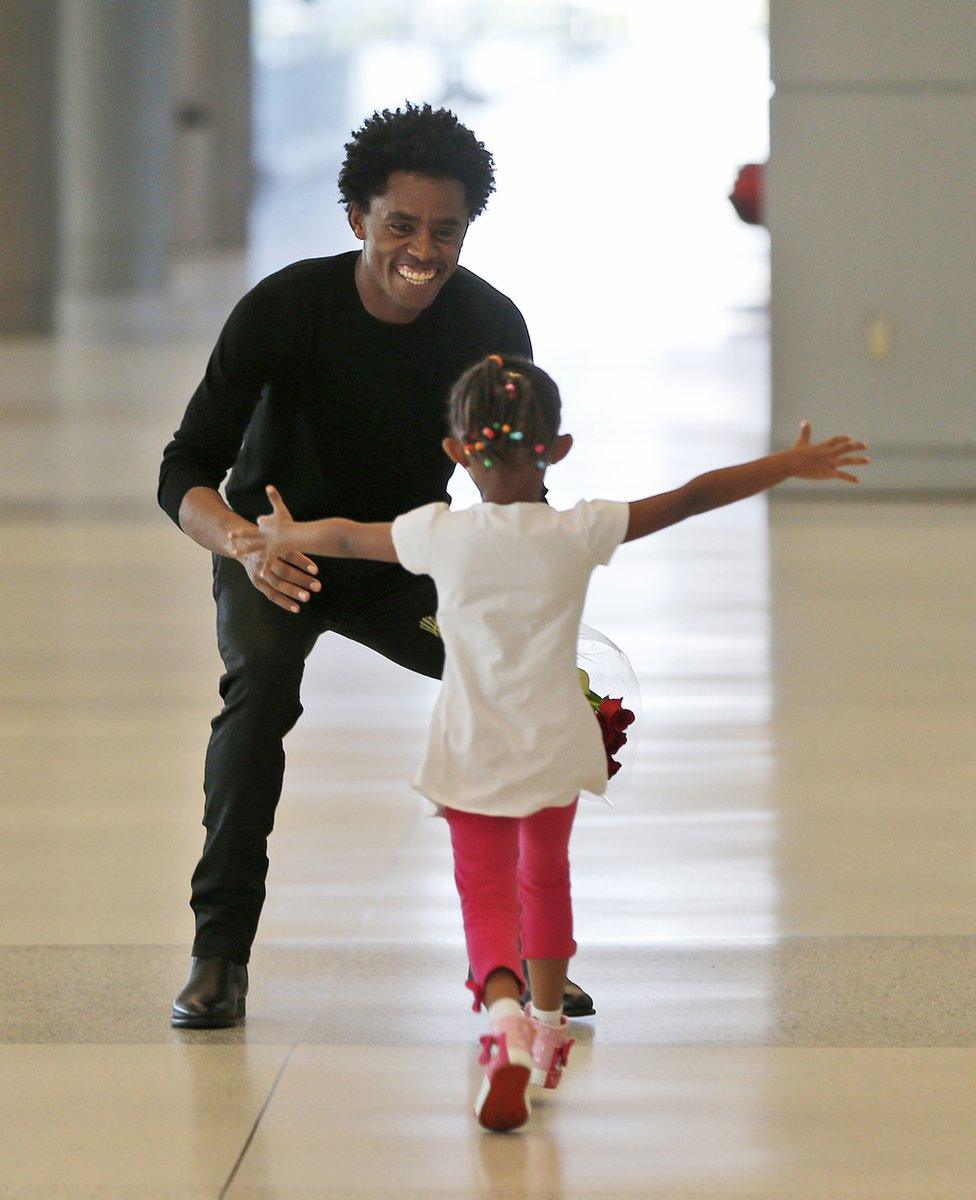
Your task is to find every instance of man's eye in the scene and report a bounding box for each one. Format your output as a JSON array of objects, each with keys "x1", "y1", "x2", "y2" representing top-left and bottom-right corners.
[
  {"x1": 390, "y1": 223, "x2": 412, "y2": 234},
  {"x1": 435, "y1": 229, "x2": 459, "y2": 241}
]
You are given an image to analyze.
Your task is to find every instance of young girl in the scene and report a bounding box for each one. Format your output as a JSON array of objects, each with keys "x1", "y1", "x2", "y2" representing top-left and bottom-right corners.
[{"x1": 229, "y1": 355, "x2": 870, "y2": 1132}]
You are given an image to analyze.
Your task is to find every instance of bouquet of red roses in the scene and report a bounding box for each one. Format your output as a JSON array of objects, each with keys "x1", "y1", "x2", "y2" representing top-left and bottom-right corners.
[{"x1": 577, "y1": 669, "x2": 636, "y2": 779}]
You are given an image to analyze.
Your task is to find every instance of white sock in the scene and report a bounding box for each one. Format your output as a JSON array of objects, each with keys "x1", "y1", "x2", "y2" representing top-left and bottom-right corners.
[
  {"x1": 530, "y1": 1003, "x2": 563, "y2": 1028},
  {"x1": 487, "y1": 997, "x2": 524, "y2": 1025}
]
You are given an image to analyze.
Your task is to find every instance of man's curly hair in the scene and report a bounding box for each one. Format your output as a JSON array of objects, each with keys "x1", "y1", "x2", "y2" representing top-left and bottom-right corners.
[{"x1": 338, "y1": 102, "x2": 495, "y2": 220}]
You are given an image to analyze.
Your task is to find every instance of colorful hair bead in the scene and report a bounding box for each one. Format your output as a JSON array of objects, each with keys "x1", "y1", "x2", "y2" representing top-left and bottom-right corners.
[
  {"x1": 487, "y1": 354, "x2": 503, "y2": 366},
  {"x1": 536, "y1": 458, "x2": 546, "y2": 469},
  {"x1": 508, "y1": 430, "x2": 523, "y2": 441},
  {"x1": 534, "y1": 443, "x2": 546, "y2": 454},
  {"x1": 482, "y1": 426, "x2": 495, "y2": 439},
  {"x1": 501, "y1": 424, "x2": 511, "y2": 433},
  {"x1": 474, "y1": 441, "x2": 485, "y2": 451},
  {"x1": 504, "y1": 382, "x2": 516, "y2": 398},
  {"x1": 483, "y1": 458, "x2": 493, "y2": 468}
]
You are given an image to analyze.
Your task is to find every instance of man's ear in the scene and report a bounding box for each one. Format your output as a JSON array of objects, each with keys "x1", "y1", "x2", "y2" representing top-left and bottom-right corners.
[
  {"x1": 347, "y1": 203, "x2": 367, "y2": 241},
  {"x1": 548, "y1": 432, "x2": 573, "y2": 464},
  {"x1": 442, "y1": 436, "x2": 469, "y2": 468}
]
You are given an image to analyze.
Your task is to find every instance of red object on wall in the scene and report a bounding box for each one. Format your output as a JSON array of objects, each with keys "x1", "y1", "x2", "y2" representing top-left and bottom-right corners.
[{"x1": 729, "y1": 162, "x2": 765, "y2": 226}]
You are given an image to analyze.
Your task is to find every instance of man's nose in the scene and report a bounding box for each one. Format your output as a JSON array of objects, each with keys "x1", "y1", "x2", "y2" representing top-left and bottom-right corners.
[{"x1": 407, "y1": 228, "x2": 436, "y2": 263}]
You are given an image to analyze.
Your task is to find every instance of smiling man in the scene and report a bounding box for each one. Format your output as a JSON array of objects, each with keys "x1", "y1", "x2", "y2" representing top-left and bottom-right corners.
[{"x1": 159, "y1": 103, "x2": 595, "y2": 1029}]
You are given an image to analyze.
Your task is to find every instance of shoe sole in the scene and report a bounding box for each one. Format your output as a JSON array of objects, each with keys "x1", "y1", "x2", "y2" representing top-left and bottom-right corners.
[
  {"x1": 170, "y1": 997, "x2": 246, "y2": 1029},
  {"x1": 475, "y1": 1060, "x2": 532, "y2": 1132}
]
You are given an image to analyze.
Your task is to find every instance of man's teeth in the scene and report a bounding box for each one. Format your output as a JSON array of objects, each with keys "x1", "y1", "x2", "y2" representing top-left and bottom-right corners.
[{"x1": 396, "y1": 265, "x2": 437, "y2": 285}]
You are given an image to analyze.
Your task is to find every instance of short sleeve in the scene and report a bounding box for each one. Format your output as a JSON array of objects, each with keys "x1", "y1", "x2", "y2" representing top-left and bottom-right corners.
[
  {"x1": 572, "y1": 499, "x2": 630, "y2": 566},
  {"x1": 391, "y1": 502, "x2": 450, "y2": 576}
]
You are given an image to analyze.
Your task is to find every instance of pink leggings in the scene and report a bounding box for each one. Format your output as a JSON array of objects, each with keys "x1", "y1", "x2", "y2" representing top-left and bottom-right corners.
[{"x1": 445, "y1": 798, "x2": 578, "y2": 1011}]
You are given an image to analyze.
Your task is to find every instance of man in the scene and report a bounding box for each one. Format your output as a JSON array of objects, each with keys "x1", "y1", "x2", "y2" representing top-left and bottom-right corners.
[{"x1": 160, "y1": 103, "x2": 595, "y2": 1027}]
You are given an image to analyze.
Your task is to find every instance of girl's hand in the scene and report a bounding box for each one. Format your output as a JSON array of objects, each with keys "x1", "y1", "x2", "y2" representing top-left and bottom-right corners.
[
  {"x1": 228, "y1": 485, "x2": 296, "y2": 559},
  {"x1": 227, "y1": 487, "x2": 318, "y2": 614},
  {"x1": 789, "y1": 420, "x2": 871, "y2": 483},
  {"x1": 255, "y1": 484, "x2": 296, "y2": 545}
]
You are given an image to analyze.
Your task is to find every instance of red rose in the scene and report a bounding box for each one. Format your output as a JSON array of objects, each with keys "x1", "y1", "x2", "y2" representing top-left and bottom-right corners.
[
  {"x1": 599, "y1": 697, "x2": 635, "y2": 733},
  {"x1": 604, "y1": 726, "x2": 628, "y2": 756},
  {"x1": 595, "y1": 696, "x2": 635, "y2": 779}
]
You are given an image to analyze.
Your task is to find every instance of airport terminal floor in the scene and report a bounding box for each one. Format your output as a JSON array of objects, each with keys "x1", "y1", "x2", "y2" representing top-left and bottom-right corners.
[{"x1": 2, "y1": 240, "x2": 974, "y2": 1197}]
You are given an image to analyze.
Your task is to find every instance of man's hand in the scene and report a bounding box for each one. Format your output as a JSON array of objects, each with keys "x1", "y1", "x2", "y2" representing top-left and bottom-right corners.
[
  {"x1": 226, "y1": 487, "x2": 321, "y2": 613},
  {"x1": 239, "y1": 546, "x2": 321, "y2": 613},
  {"x1": 788, "y1": 420, "x2": 870, "y2": 483}
]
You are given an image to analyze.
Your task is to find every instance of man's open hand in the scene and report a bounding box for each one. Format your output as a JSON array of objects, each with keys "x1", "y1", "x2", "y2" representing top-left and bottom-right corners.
[
  {"x1": 226, "y1": 496, "x2": 321, "y2": 613},
  {"x1": 239, "y1": 547, "x2": 321, "y2": 613}
]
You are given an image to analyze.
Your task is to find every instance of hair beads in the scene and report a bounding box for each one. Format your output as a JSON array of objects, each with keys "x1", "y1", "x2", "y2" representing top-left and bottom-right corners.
[
  {"x1": 464, "y1": 358, "x2": 548, "y2": 469},
  {"x1": 463, "y1": 428, "x2": 546, "y2": 469},
  {"x1": 448, "y1": 352, "x2": 561, "y2": 473}
]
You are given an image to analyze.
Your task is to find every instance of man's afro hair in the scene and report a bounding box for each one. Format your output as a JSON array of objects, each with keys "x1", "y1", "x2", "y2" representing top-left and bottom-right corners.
[{"x1": 338, "y1": 102, "x2": 495, "y2": 220}]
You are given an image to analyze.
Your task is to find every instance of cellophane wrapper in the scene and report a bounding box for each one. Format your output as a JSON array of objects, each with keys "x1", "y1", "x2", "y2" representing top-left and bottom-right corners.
[{"x1": 577, "y1": 620, "x2": 642, "y2": 807}]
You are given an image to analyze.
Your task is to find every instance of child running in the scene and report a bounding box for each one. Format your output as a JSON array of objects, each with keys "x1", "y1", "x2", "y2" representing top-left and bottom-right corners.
[{"x1": 229, "y1": 354, "x2": 870, "y2": 1132}]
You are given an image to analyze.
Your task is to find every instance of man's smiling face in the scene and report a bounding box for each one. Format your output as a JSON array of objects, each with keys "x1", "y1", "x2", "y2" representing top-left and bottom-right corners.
[{"x1": 348, "y1": 171, "x2": 469, "y2": 323}]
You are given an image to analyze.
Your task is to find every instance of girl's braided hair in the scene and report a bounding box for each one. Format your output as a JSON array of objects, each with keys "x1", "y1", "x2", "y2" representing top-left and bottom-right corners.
[{"x1": 446, "y1": 356, "x2": 561, "y2": 468}]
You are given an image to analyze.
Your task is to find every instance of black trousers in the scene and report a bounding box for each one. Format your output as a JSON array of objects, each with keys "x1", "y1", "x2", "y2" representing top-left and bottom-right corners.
[{"x1": 190, "y1": 553, "x2": 444, "y2": 963}]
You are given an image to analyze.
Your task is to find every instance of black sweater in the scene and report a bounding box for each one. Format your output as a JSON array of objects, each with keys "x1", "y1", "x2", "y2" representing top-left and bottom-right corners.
[{"x1": 158, "y1": 251, "x2": 533, "y2": 528}]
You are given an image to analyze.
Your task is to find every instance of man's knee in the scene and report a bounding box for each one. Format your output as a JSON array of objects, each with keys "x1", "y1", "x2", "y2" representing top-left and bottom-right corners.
[{"x1": 210, "y1": 636, "x2": 306, "y2": 738}]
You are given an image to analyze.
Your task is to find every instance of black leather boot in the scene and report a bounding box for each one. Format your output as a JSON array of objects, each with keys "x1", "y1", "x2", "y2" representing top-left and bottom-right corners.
[
  {"x1": 521, "y1": 972, "x2": 596, "y2": 1018},
  {"x1": 467, "y1": 965, "x2": 596, "y2": 1017},
  {"x1": 171, "y1": 956, "x2": 248, "y2": 1028}
]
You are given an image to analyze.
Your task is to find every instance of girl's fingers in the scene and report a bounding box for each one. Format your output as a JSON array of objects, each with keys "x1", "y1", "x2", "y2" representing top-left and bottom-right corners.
[
  {"x1": 266, "y1": 484, "x2": 293, "y2": 521},
  {"x1": 836, "y1": 471, "x2": 859, "y2": 483}
]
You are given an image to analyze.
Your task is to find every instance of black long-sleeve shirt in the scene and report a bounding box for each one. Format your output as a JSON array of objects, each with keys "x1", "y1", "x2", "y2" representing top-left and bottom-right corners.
[{"x1": 158, "y1": 251, "x2": 533, "y2": 529}]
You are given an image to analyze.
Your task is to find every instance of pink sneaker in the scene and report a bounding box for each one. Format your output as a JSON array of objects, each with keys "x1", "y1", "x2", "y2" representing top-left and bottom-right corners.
[
  {"x1": 474, "y1": 1013, "x2": 534, "y2": 1131},
  {"x1": 526, "y1": 1011, "x2": 575, "y2": 1089}
]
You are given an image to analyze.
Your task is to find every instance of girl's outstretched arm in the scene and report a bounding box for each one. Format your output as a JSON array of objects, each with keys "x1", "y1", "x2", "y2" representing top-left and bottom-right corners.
[
  {"x1": 622, "y1": 421, "x2": 870, "y2": 543},
  {"x1": 228, "y1": 485, "x2": 398, "y2": 566}
]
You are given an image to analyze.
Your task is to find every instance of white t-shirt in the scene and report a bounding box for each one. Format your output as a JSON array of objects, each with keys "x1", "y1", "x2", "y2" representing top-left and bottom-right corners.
[{"x1": 391, "y1": 498, "x2": 630, "y2": 817}]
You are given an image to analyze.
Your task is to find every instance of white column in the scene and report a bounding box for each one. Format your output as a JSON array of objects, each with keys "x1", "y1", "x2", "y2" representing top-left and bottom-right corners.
[
  {"x1": 0, "y1": 1, "x2": 60, "y2": 332},
  {"x1": 767, "y1": 1, "x2": 976, "y2": 492},
  {"x1": 174, "y1": 0, "x2": 252, "y2": 252},
  {"x1": 60, "y1": 0, "x2": 176, "y2": 292}
]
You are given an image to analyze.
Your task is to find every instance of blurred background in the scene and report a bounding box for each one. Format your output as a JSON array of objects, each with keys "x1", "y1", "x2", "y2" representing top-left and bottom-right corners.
[
  {"x1": 4, "y1": 0, "x2": 973, "y2": 514},
  {"x1": 3, "y1": 0, "x2": 773, "y2": 520},
  {"x1": 2, "y1": 3, "x2": 974, "y2": 1197}
]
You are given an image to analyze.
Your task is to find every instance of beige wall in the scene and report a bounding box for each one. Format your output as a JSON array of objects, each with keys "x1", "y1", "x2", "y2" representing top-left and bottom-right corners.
[{"x1": 768, "y1": 1, "x2": 976, "y2": 492}]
